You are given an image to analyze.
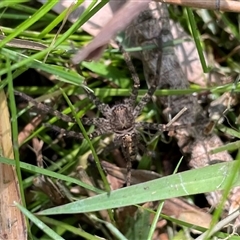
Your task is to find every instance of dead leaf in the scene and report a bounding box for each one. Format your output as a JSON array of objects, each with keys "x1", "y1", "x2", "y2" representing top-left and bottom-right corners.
[
  {"x1": 0, "y1": 85, "x2": 27, "y2": 239},
  {"x1": 71, "y1": 0, "x2": 150, "y2": 64}
]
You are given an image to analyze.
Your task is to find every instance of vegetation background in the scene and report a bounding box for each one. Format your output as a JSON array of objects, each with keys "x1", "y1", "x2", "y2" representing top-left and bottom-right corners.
[{"x1": 1, "y1": 1, "x2": 240, "y2": 239}]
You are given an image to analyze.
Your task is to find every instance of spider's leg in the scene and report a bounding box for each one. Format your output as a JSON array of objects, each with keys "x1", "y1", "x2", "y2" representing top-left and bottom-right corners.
[
  {"x1": 120, "y1": 133, "x2": 138, "y2": 186},
  {"x1": 83, "y1": 118, "x2": 113, "y2": 138},
  {"x1": 101, "y1": 138, "x2": 121, "y2": 157},
  {"x1": 136, "y1": 122, "x2": 187, "y2": 132},
  {"x1": 14, "y1": 90, "x2": 74, "y2": 123},
  {"x1": 133, "y1": 40, "x2": 163, "y2": 117},
  {"x1": 133, "y1": 84, "x2": 157, "y2": 117},
  {"x1": 136, "y1": 122, "x2": 179, "y2": 145},
  {"x1": 44, "y1": 123, "x2": 84, "y2": 139},
  {"x1": 84, "y1": 88, "x2": 111, "y2": 118},
  {"x1": 81, "y1": 117, "x2": 108, "y2": 126},
  {"x1": 81, "y1": 118, "x2": 113, "y2": 138},
  {"x1": 88, "y1": 128, "x2": 112, "y2": 139},
  {"x1": 120, "y1": 46, "x2": 140, "y2": 106},
  {"x1": 44, "y1": 122, "x2": 111, "y2": 140}
]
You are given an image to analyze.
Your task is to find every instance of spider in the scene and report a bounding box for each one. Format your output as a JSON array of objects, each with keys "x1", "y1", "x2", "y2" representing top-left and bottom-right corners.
[{"x1": 15, "y1": 50, "x2": 185, "y2": 186}]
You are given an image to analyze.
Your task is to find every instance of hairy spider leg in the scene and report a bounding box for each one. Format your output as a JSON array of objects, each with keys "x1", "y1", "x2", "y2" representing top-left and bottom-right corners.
[
  {"x1": 81, "y1": 117, "x2": 108, "y2": 127},
  {"x1": 43, "y1": 124, "x2": 106, "y2": 140},
  {"x1": 120, "y1": 46, "x2": 140, "y2": 107},
  {"x1": 82, "y1": 117, "x2": 113, "y2": 139},
  {"x1": 43, "y1": 123, "x2": 84, "y2": 139},
  {"x1": 84, "y1": 88, "x2": 111, "y2": 118},
  {"x1": 136, "y1": 122, "x2": 189, "y2": 132},
  {"x1": 14, "y1": 90, "x2": 74, "y2": 123},
  {"x1": 133, "y1": 84, "x2": 157, "y2": 118},
  {"x1": 101, "y1": 138, "x2": 121, "y2": 157},
  {"x1": 133, "y1": 48, "x2": 163, "y2": 118},
  {"x1": 44, "y1": 118, "x2": 112, "y2": 140}
]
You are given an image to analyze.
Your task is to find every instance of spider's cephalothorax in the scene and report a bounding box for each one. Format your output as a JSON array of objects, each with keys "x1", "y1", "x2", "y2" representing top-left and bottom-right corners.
[{"x1": 110, "y1": 104, "x2": 135, "y2": 134}]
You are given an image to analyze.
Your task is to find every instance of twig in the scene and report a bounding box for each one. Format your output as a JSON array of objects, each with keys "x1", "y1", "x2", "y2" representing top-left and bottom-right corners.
[{"x1": 156, "y1": 0, "x2": 240, "y2": 12}]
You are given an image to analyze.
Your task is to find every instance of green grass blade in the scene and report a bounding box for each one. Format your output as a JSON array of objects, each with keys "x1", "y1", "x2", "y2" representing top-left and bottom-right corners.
[
  {"x1": 90, "y1": 215, "x2": 128, "y2": 240},
  {"x1": 38, "y1": 0, "x2": 85, "y2": 38},
  {"x1": 0, "y1": 0, "x2": 29, "y2": 8},
  {"x1": 15, "y1": 201, "x2": 64, "y2": 240},
  {"x1": 38, "y1": 216, "x2": 101, "y2": 240},
  {"x1": 6, "y1": 57, "x2": 26, "y2": 207},
  {"x1": 206, "y1": 158, "x2": 240, "y2": 238},
  {"x1": 0, "y1": 155, "x2": 104, "y2": 194},
  {"x1": 209, "y1": 141, "x2": 240, "y2": 155},
  {"x1": 38, "y1": 161, "x2": 240, "y2": 215},
  {"x1": 60, "y1": 89, "x2": 111, "y2": 192},
  {"x1": 0, "y1": 0, "x2": 58, "y2": 48},
  {"x1": 186, "y1": 7, "x2": 209, "y2": 73},
  {"x1": 0, "y1": 48, "x2": 84, "y2": 85}
]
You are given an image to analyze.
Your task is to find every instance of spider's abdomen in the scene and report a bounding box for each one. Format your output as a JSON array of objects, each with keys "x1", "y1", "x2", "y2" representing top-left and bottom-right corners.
[
  {"x1": 121, "y1": 133, "x2": 137, "y2": 186},
  {"x1": 122, "y1": 133, "x2": 137, "y2": 161},
  {"x1": 111, "y1": 104, "x2": 135, "y2": 133}
]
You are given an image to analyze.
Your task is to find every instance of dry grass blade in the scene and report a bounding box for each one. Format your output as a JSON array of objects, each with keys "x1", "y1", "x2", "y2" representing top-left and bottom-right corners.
[
  {"x1": 0, "y1": 86, "x2": 27, "y2": 239},
  {"x1": 0, "y1": 35, "x2": 47, "y2": 50},
  {"x1": 157, "y1": 0, "x2": 240, "y2": 12}
]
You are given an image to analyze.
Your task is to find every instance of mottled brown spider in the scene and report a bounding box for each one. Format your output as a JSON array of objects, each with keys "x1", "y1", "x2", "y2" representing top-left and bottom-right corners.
[{"x1": 15, "y1": 49, "x2": 183, "y2": 186}]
